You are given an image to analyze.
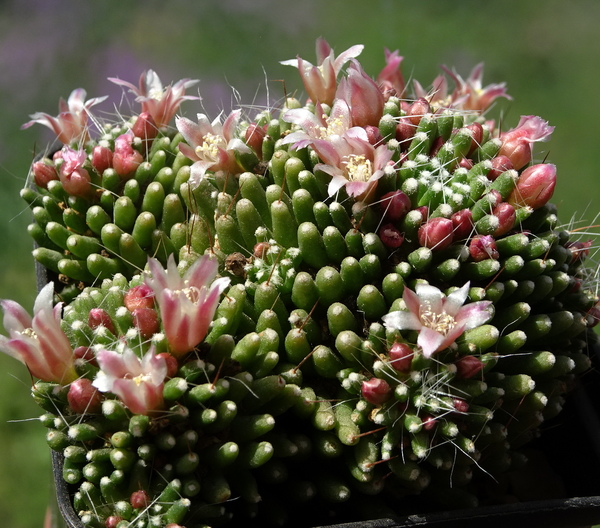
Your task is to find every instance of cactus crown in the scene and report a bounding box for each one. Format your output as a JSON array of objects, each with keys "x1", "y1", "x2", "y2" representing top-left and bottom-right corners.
[{"x1": 4, "y1": 40, "x2": 599, "y2": 527}]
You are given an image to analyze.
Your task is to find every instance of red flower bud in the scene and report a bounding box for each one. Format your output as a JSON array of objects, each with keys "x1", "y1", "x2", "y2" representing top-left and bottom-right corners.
[
  {"x1": 388, "y1": 342, "x2": 413, "y2": 372},
  {"x1": 361, "y1": 377, "x2": 392, "y2": 406},
  {"x1": 245, "y1": 123, "x2": 266, "y2": 158},
  {"x1": 469, "y1": 235, "x2": 499, "y2": 261},
  {"x1": 492, "y1": 202, "x2": 516, "y2": 237},
  {"x1": 67, "y1": 378, "x2": 102, "y2": 414},
  {"x1": 157, "y1": 353, "x2": 179, "y2": 378},
  {"x1": 458, "y1": 157, "x2": 474, "y2": 170},
  {"x1": 112, "y1": 133, "x2": 143, "y2": 180},
  {"x1": 408, "y1": 98, "x2": 430, "y2": 126},
  {"x1": 106, "y1": 516, "x2": 123, "y2": 528},
  {"x1": 379, "y1": 191, "x2": 412, "y2": 221},
  {"x1": 453, "y1": 397, "x2": 469, "y2": 413},
  {"x1": 414, "y1": 205, "x2": 429, "y2": 221},
  {"x1": 566, "y1": 239, "x2": 592, "y2": 263},
  {"x1": 465, "y1": 122, "x2": 483, "y2": 156},
  {"x1": 133, "y1": 308, "x2": 160, "y2": 339},
  {"x1": 32, "y1": 160, "x2": 58, "y2": 189},
  {"x1": 422, "y1": 413, "x2": 437, "y2": 431},
  {"x1": 508, "y1": 163, "x2": 556, "y2": 210},
  {"x1": 88, "y1": 308, "x2": 116, "y2": 335},
  {"x1": 124, "y1": 284, "x2": 155, "y2": 312},
  {"x1": 91, "y1": 145, "x2": 113, "y2": 174},
  {"x1": 365, "y1": 125, "x2": 384, "y2": 146},
  {"x1": 454, "y1": 355, "x2": 485, "y2": 379},
  {"x1": 451, "y1": 208, "x2": 474, "y2": 240},
  {"x1": 418, "y1": 217, "x2": 454, "y2": 250},
  {"x1": 253, "y1": 242, "x2": 270, "y2": 259},
  {"x1": 74, "y1": 346, "x2": 98, "y2": 366},
  {"x1": 130, "y1": 490, "x2": 151, "y2": 509},
  {"x1": 487, "y1": 155, "x2": 513, "y2": 181},
  {"x1": 132, "y1": 111, "x2": 158, "y2": 143},
  {"x1": 379, "y1": 223, "x2": 404, "y2": 249},
  {"x1": 395, "y1": 116, "x2": 414, "y2": 148}
]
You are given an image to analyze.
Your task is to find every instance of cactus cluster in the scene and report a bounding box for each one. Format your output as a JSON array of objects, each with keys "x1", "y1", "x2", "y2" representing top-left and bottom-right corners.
[{"x1": 3, "y1": 40, "x2": 599, "y2": 527}]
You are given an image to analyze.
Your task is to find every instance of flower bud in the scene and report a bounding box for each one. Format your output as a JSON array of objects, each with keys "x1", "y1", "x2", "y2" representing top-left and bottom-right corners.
[
  {"x1": 566, "y1": 240, "x2": 592, "y2": 263},
  {"x1": 453, "y1": 397, "x2": 469, "y2": 413},
  {"x1": 130, "y1": 490, "x2": 151, "y2": 509},
  {"x1": 245, "y1": 123, "x2": 266, "y2": 158},
  {"x1": 487, "y1": 155, "x2": 513, "y2": 181},
  {"x1": 67, "y1": 378, "x2": 102, "y2": 414},
  {"x1": 422, "y1": 414, "x2": 437, "y2": 431},
  {"x1": 88, "y1": 308, "x2": 116, "y2": 335},
  {"x1": 91, "y1": 145, "x2": 113, "y2": 174},
  {"x1": 492, "y1": 202, "x2": 516, "y2": 237},
  {"x1": 388, "y1": 342, "x2": 413, "y2": 372},
  {"x1": 395, "y1": 116, "x2": 414, "y2": 147},
  {"x1": 32, "y1": 160, "x2": 58, "y2": 189},
  {"x1": 379, "y1": 223, "x2": 404, "y2": 249},
  {"x1": 508, "y1": 163, "x2": 556, "y2": 210},
  {"x1": 361, "y1": 377, "x2": 392, "y2": 406},
  {"x1": 74, "y1": 346, "x2": 98, "y2": 366},
  {"x1": 451, "y1": 209, "x2": 474, "y2": 240},
  {"x1": 338, "y1": 61, "x2": 384, "y2": 127},
  {"x1": 469, "y1": 235, "x2": 499, "y2": 261},
  {"x1": 133, "y1": 308, "x2": 160, "y2": 339},
  {"x1": 458, "y1": 157, "x2": 474, "y2": 170},
  {"x1": 112, "y1": 132, "x2": 143, "y2": 179},
  {"x1": 379, "y1": 191, "x2": 412, "y2": 221},
  {"x1": 454, "y1": 355, "x2": 485, "y2": 379},
  {"x1": 106, "y1": 517, "x2": 123, "y2": 528},
  {"x1": 418, "y1": 217, "x2": 454, "y2": 250},
  {"x1": 124, "y1": 284, "x2": 155, "y2": 311},
  {"x1": 157, "y1": 352, "x2": 179, "y2": 378},
  {"x1": 408, "y1": 97, "x2": 430, "y2": 126},
  {"x1": 132, "y1": 111, "x2": 158, "y2": 143},
  {"x1": 465, "y1": 122, "x2": 483, "y2": 156},
  {"x1": 365, "y1": 125, "x2": 383, "y2": 145}
]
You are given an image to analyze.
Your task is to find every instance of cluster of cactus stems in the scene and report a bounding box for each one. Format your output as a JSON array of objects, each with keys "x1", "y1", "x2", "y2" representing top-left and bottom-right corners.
[{"x1": 2, "y1": 40, "x2": 600, "y2": 528}]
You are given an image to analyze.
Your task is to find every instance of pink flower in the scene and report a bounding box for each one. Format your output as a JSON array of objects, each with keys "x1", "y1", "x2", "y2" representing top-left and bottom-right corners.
[
  {"x1": 280, "y1": 38, "x2": 364, "y2": 105},
  {"x1": 0, "y1": 283, "x2": 77, "y2": 384},
  {"x1": 112, "y1": 131, "x2": 144, "y2": 179},
  {"x1": 336, "y1": 60, "x2": 385, "y2": 128},
  {"x1": 144, "y1": 255, "x2": 230, "y2": 357},
  {"x1": 21, "y1": 88, "x2": 107, "y2": 144},
  {"x1": 382, "y1": 282, "x2": 493, "y2": 359},
  {"x1": 109, "y1": 70, "x2": 199, "y2": 129},
  {"x1": 175, "y1": 110, "x2": 242, "y2": 186},
  {"x1": 499, "y1": 115, "x2": 554, "y2": 170},
  {"x1": 314, "y1": 135, "x2": 394, "y2": 198},
  {"x1": 377, "y1": 48, "x2": 405, "y2": 99},
  {"x1": 59, "y1": 148, "x2": 92, "y2": 197},
  {"x1": 93, "y1": 347, "x2": 167, "y2": 415}
]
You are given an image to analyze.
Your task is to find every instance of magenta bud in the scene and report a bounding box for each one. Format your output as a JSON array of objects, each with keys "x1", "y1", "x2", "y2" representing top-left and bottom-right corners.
[
  {"x1": 418, "y1": 217, "x2": 454, "y2": 250},
  {"x1": 67, "y1": 378, "x2": 102, "y2": 414},
  {"x1": 587, "y1": 306, "x2": 600, "y2": 328},
  {"x1": 487, "y1": 155, "x2": 513, "y2": 181},
  {"x1": 414, "y1": 205, "x2": 429, "y2": 221},
  {"x1": 365, "y1": 125, "x2": 384, "y2": 146},
  {"x1": 91, "y1": 145, "x2": 113, "y2": 174},
  {"x1": 88, "y1": 308, "x2": 116, "y2": 334},
  {"x1": 361, "y1": 377, "x2": 392, "y2": 406},
  {"x1": 395, "y1": 116, "x2": 414, "y2": 147},
  {"x1": 388, "y1": 342, "x2": 413, "y2": 372},
  {"x1": 245, "y1": 123, "x2": 266, "y2": 158},
  {"x1": 60, "y1": 168, "x2": 91, "y2": 197},
  {"x1": 379, "y1": 223, "x2": 404, "y2": 248},
  {"x1": 465, "y1": 122, "x2": 483, "y2": 155},
  {"x1": 566, "y1": 240, "x2": 592, "y2": 263},
  {"x1": 458, "y1": 157, "x2": 474, "y2": 170},
  {"x1": 113, "y1": 133, "x2": 143, "y2": 179},
  {"x1": 133, "y1": 308, "x2": 160, "y2": 339},
  {"x1": 380, "y1": 191, "x2": 412, "y2": 221},
  {"x1": 492, "y1": 202, "x2": 516, "y2": 236},
  {"x1": 157, "y1": 353, "x2": 179, "y2": 378},
  {"x1": 408, "y1": 97, "x2": 430, "y2": 126},
  {"x1": 451, "y1": 208, "x2": 474, "y2": 240},
  {"x1": 469, "y1": 235, "x2": 499, "y2": 261},
  {"x1": 32, "y1": 160, "x2": 58, "y2": 189},
  {"x1": 422, "y1": 414, "x2": 437, "y2": 431},
  {"x1": 74, "y1": 346, "x2": 98, "y2": 366},
  {"x1": 124, "y1": 284, "x2": 155, "y2": 312},
  {"x1": 132, "y1": 111, "x2": 158, "y2": 142},
  {"x1": 454, "y1": 355, "x2": 485, "y2": 379},
  {"x1": 508, "y1": 163, "x2": 556, "y2": 209},
  {"x1": 130, "y1": 490, "x2": 150, "y2": 509},
  {"x1": 106, "y1": 516, "x2": 123, "y2": 528},
  {"x1": 453, "y1": 397, "x2": 469, "y2": 413}
]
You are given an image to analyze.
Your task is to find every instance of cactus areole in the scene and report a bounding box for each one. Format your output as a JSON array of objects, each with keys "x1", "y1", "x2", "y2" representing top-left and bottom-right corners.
[{"x1": 3, "y1": 39, "x2": 599, "y2": 527}]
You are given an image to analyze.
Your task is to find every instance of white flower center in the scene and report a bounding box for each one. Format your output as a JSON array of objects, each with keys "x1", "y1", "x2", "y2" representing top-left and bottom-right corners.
[
  {"x1": 195, "y1": 133, "x2": 226, "y2": 162},
  {"x1": 343, "y1": 154, "x2": 372, "y2": 182},
  {"x1": 132, "y1": 372, "x2": 152, "y2": 386},
  {"x1": 317, "y1": 114, "x2": 346, "y2": 139},
  {"x1": 419, "y1": 302, "x2": 456, "y2": 336}
]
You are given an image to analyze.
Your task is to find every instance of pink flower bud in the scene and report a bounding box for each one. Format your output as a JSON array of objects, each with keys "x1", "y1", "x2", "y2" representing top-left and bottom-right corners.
[
  {"x1": 130, "y1": 490, "x2": 150, "y2": 509},
  {"x1": 106, "y1": 516, "x2": 123, "y2": 528},
  {"x1": 157, "y1": 353, "x2": 179, "y2": 378},
  {"x1": 422, "y1": 414, "x2": 437, "y2": 431},
  {"x1": 487, "y1": 155, "x2": 513, "y2": 181},
  {"x1": 88, "y1": 308, "x2": 116, "y2": 334},
  {"x1": 379, "y1": 191, "x2": 412, "y2": 221},
  {"x1": 361, "y1": 377, "x2": 392, "y2": 406},
  {"x1": 379, "y1": 223, "x2": 404, "y2": 249},
  {"x1": 458, "y1": 158, "x2": 474, "y2": 170},
  {"x1": 453, "y1": 397, "x2": 469, "y2": 413},
  {"x1": 112, "y1": 132, "x2": 143, "y2": 179},
  {"x1": 454, "y1": 356, "x2": 485, "y2": 379},
  {"x1": 407, "y1": 98, "x2": 430, "y2": 126},
  {"x1": 499, "y1": 116, "x2": 554, "y2": 170},
  {"x1": 587, "y1": 306, "x2": 600, "y2": 328},
  {"x1": 32, "y1": 160, "x2": 58, "y2": 189},
  {"x1": 365, "y1": 125, "x2": 383, "y2": 146},
  {"x1": 74, "y1": 346, "x2": 98, "y2": 367},
  {"x1": 492, "y1": 202, "x2": 516, "y2": 237},
  {"x1": 508, "y1": 163, "x2": 556, "y2": 210},
  {"x1": 124, "y1": 284, "x2": 155, "y2": 312},
  {"x1": 429, "y1": 136, "x2": 445, "y2": 157},
  {"x1": 133, "y1": 308, "x2": 160, "y2": 339},
  {"x1": 60, "y1": 149, "x2": 91, "y2": 197},
  {"x1": 91, "y1": 145, "x2": 113, "y2": 174},
  {"x1": 395, "y1": 116, "x2": 414, "y2": 148},
  {"x1": 338, "y1": 61, "x2": 384, "y2": 127},
  {"x1": 67, "y1": 378, "x2": 102, "y2": 414},
  {"x1": 132, "y1": 111, "x2": 158, "y2": 143},
  {"x1": 414, "y1": 205, "x2": 429, "y2": 221},
  {"x1": 388, "y1": 342, "x2": 413, "y2": 372},
  {"x1": 418, "y1": 217, "x2": 454, "y2": 250},
  {"x1": 253, "y1": 242, "x2": 270, "y2": 259},
  {"x1": 465, "y1": 122, "x2": 483, "y2": 156},
  {"x1": 451, "y1": 209, "x2": 474, "y2": 240},
  {"x1": 469, "y1": 235, "x2": 499, "y2": 261},
  {"x1": 245, "y1": 123, "x2": 266, "y2": 158},
  {"x1": 566, "y1": 240, "x2": 592, "y2": 263}
]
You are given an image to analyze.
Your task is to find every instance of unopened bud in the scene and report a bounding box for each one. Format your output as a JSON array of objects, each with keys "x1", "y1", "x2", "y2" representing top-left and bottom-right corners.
[
  {"x1": 245, "y1": 123, "x2": 266, "y2": 158},
  {"x1": 388, "y1": 342, "x2": 413, "y2": 372},
  {"x1": 469, "y1": 235, "x2": 499, "y2": 261},
  {"x1": 132, "y1": 111, "x2": 158, "y2": 143},
  {"x1": 418, "y1": 217, "x2": 454, "y2": 250},
  {"x1": 130, "y1": 490, "x2": 150, "y2": 509},
  {"x1": 492, "y1": 202, "x2": 516, "y2": 236},
  {"x1": 88, "y1": 308, "x2": 116, "y2": 334},
  {"x1": 380, "y1": 190, "x2": 412, "y2": 221},
  {"x1": 133, "y1": 308, "x2": 160, "y2": 339},
  {"x1": 91, "y1": 145, "x2": 113, "y2": 174},
  {"x1": 124, "y1": 284, "x2": 155, "y2": 311},
  {"x1": 454, "y1": 356, "x2": 485, "y2": 379},
  {"x1": 451, "y1": 208, "x2": 474, "y2": 240},
  {"x1": 408, "y1": 97, "x2": 430, "y2": 126},
  {"x1": 453, "y1": 397, "x2": 469, "y2": 413},
  {"x1": 32, "y1": 160, "x2": 58, "y2": 189},
  {"x1": 67, "y1": 378, "x2": 102, "y2": 414},
  {"x1": 508, "y1": 163, "x2": 556, "y2": 209},
  {"x1": 112, "y1": 133, "x2": 143, "y2": 179},
  {"x1": 365, "y1": 125, "x2": 384, "y2": 146},
  {"x1": 361, "y1": 377, "x2": 392, "y2": 406},
  {"x1": 379, "y1": 223, "x2": 404, "y2": 249},
  {"x1": 157, "y1": 352, "x2": 179, "y2": 378},
  {"x1": 487, "y1": 155, "x2": 513, "y2": 181},
  {"x1": 465, "y1": 122, "x2": 483, "y2": 156}
]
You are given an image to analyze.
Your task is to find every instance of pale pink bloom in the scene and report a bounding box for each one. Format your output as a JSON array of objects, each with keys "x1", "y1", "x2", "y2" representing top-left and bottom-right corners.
[
  {"x1": 336, "y1": 60, "x2": 385, "y2": 128},
  {"x1": 382, "y1": 282, "x2": 493, "y2": 359},
  {"x1": 59, "y1": 147, "x2": 91, "y2": 197},
  {"x1": 377, "y1": 48, "x2": 406, "y2": 99},
  {"x1": 0, "y1": 282, "x2": 77, "y2": 384},
  {"x1": 144, "y1": 255, "x2": 230, "y2": 357},
  {"x1": 314, "y1": 135, "x2": 394, "y2": 198},
  {"x1": 281, "y1": 38, "x2": 364, "y2": 105},
  {"x1": 93, "y1": 347, "x2": 167, "y2": 415},
  {"x1": 175, "y1": 110, "x2": 242, "y2": 186},
  {"x1": 441, "y1": 63, "x2": 511, "y2": 112},
  {"x1": 499, "y1": 115, "x2": 554, "y2": 170},
  {"x1": 109, "y1": 70, "x2": 199, "y2": 128},
  {"x1": 22, "y1": 88, "x2": 107, "y2": 145}
]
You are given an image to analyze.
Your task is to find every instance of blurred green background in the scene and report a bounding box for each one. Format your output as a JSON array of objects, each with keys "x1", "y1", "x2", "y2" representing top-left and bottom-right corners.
[{"x1": 1, "y1": 0, "x2": 600, "y2": 526}]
